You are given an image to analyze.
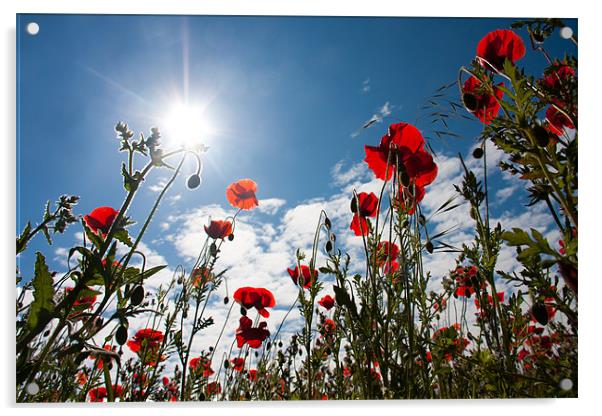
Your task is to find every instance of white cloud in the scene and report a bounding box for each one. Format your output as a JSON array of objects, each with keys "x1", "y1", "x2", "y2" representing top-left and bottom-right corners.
[
  {"x1": 361, "y1": 77, "x2": 371, "y2": 94},
  {"x1": 256, "y1": 198, "x2": 286, "y2": 215}
]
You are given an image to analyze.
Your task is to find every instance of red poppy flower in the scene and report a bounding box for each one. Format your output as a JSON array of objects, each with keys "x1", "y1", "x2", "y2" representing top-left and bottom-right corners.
[
  {"x1": 189, "y1": 357, "x2": 214, "y2": 377},
  {"x1": 364, "y1": 123, "x2": 437, "y2": 186},
  {"x1": 247, "y1": 369, "x2": 258, "y2": 381},
  {"x1": 88, "y1": 344, "x2": 117, "y2": 369},
  {"x1": 322, "y1": 318, "x2": 337, "y2": 336},
  {"x1": 76, "y1": 371, "x2": 88, "y2": 386},
  {"x1": 236, "y1": 316, "x2": 270, "y2": 349},
  {"x1": 546, "y1": 106, "x2": 574, "y2": 136},
  {"x1": 231, "y1": 357, "x2": 245, "y2": 372},
  {"x1": 191, "y1": 267, "x2": 214, "y2": 288},
  {"x1": 455, "y1": 285, "x2": 475, "y2": 298},
  {"x1": 226, "y1": 179, "x2": 259, "y2": 210},
  {"x1": 126, "y1": 328, "x2": 164, "y2": 353},
  {"x1": 318, "y1": 295, "x2": 336, "y2": 310},
  {"x1": 233, "y1": 287, "x2": 276, "y2": 318},
  {"x1": 543, "y1": 61, "x2": 576, "y2": 92},
  {"x1": 287, "y1": 265, "x2": 318, "y2": 289},
  {"x1": 350, "y1": 192, "x2": 379, "y2": 236},
  {"x1": 84, "y1": 206, "x2": 119, "y2": 235},
  {"x1": 343, "y1": 367, "x2": 352, "y2": 378},
  {"x1": 375, "y1": 241, "x2": 400, "y2": 268},
  {"x1": 204, "y1": 219, "x2": 233, "y2": 240},
  {"x1": 65, "y1": 287, "x2": 97, "y2": 311},
  {"x1": 206, "y1": 381, "x2": 221, "y2": 396},
  {"x1": 397, "y1": 183, "x2": 425, "y2": 215},
  {"x1": 88, "y1": 385, "x2": 123, "y2": 402},
  {"x1": 462, "y1": 76, "x2": 504, "y2": 124},
  {"x1": 474, "y1": 292, "x2": 505, "y2": 309},
  {"x1": 476, "y1": 29, "x2": 526, "y2": 71}
]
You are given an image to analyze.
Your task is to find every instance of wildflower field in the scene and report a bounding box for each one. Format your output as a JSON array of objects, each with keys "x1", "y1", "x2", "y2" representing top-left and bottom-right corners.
[{"x1": 16, "y1": 17, "x2": 578, "y2": 402}]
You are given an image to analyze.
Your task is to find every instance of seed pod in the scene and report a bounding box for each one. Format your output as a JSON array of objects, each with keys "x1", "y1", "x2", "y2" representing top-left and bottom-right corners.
[
  {"x1": 426, "y1": 241, "x2": 434, "y2": 254},
  {"x1": 130, "y1": 285, "x2": 144, "y2": 306},
  {"x1": 115, "y1": 325, "x2": 128, "y2": 345},
  {"x1": 533, "y1": 31, "x2": 545, "y2": 43},
  {"x1": 533, "y1": 125, "x2": 550, "y2": 147},
  {"x1": 228, "y1": 233, "x2": 234, "y2": 241},
  {"x1": 187, "y1": 174, "x2": 202, "y2": 189},
  {"x1": 462, "y1": 92, "x2": 478, "y2": 112},
  {"x1": 472, "y1": 147, "x2": 484, "y2": 159},
  {"x1": 350, "y1": 197, "x2": 358, "y2": 213},
  {"x1": 531, "y1": 303, "x2": 549, "y2": 326}
]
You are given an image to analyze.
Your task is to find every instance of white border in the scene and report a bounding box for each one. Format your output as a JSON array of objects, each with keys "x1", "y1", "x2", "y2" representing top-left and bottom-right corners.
[{"x1": 2, "y1": 1, "x2": 599, "y2": 415}]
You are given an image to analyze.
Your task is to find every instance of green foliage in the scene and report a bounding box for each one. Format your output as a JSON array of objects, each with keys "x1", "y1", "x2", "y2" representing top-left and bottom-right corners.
[{"x1": 26, "y1": 253, "x2": 55, "y2": 331}]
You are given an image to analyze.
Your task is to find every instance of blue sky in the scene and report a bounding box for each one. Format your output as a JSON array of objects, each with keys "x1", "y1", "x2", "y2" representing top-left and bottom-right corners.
[{"x1": 16, "y1": 14, "x2": 577, "y2": 364}]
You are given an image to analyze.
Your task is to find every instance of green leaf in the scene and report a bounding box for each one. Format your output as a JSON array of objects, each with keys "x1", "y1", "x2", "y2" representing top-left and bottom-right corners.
[
  {"x1": 113, "y1": 229, "x2": 133, "y2": 247},
  {"x1": 121, "y1": 163, "x2": 138, "y2": 192},
  {"x1": 16, "y1": 221, "x2": 32, "y2": 254},
  {"x1": 502, "y1": 228, "x2": 532, "y2": 246},
  {"x1": 27, "y1": 253, "x2": 55, "y2": 331},
  {"x1": 140, "y1": 265, "x2": 167, "y2": 280},
  {"x1": 82, "y1": 219, "x2": 103, "y2": 250},
  {"x1": 41, "y1": 225, "x2": 53, "y2": 246}
]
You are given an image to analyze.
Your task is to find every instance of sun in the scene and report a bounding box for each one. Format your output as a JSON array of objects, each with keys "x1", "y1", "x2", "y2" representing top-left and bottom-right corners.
[{"x1": 161, "y1": 102, "x2": 214, "y2": 148}]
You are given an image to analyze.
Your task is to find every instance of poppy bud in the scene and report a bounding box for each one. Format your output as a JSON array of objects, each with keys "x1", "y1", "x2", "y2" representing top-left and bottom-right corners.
[
  {"x1": 470, "y1": 207, "x2": 478, "y2": 220},
  {"x1": 278, "y1": 341, "x2": 283, "y2": 348},
  {"x1": 402, "y1": 219, "x2": 409, "y2": 228},
  {"x1": 254, "y1": 351, "x2": 259, "y2": 358},
  {"x1": 240, "y1": 307, "x2": 247, "y2": 316},
  {"x1": 325, "y1": 241, "x2": 333, "y2": 253},
  {"x1": 532, "y1": 125, "x2": 550, "y2": 147},
  {"x1": 116, "y1": 325, "x2": 128, "y2": 345},
  {"x1": 267, "y1": 342, "x2": 272, "y2": 349},
  {"x1": 531, "y1": 303, "x2": 549, "y2": 326},
  {"x1": 130, "y1": 285, "x2": 144, "y2": 306},
  {"x1": 224, "y1": 360, "x2": 229, "y2": 368},
  {"x1": 224, "y1": 296, "x2": 229, "y2": 305},
  {"x1": 324, "y1": 217, "x2": 332, "y2": 230},
  {"x1": 187, "y1": 174, "x2": 202, "y2": 189},
  {"x1": 462, "y1": 92, "x2": 478, "y2": 112},
  {"x1": 399, "y1": 169, "x2": 410, "y2": 187},
  {"x1": 228, "y1": 233, "x2": 234, "y2": 241},
  {"x1": 472, "y1": 147, "x2": 484, "y2": 159},
  {"x1": 418, "y1": 215, "x2": 426, "y2": 225},
  {"x1": 210, "y1": 243, "x2": 218, "y2": 257},
  {"x1": 350, "y1": 197, "x2": 358, "y2": 213},
  {"x1": 532, "y1": 31, "x2": 545, "y2": 43},
  {"x1": 209, "y1": 346, "x2": 214, "y2": 352}
]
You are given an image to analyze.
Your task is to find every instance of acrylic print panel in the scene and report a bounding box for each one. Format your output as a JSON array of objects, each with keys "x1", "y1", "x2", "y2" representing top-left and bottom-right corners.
[{"x1": 15, "y1": 13, "x2": 578, "y2": 402}]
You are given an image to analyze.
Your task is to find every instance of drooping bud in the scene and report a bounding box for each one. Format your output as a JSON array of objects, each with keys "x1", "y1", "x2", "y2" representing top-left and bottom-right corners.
[
  {"x1": 472, "y1": 147, "x2": 484, "y2": 159},
  {"x1": 462, "y1": 92, "x2": 478, "y2": 112},
  {"x1": 115, "y1": 325, "x2": 128, "y2": 345},
  {"x1": 130, "y1": 285, "x2": 144, "y2": 306},
  {"x1": 187, "y1": 174, "x2": 202, "y2": 189}
]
